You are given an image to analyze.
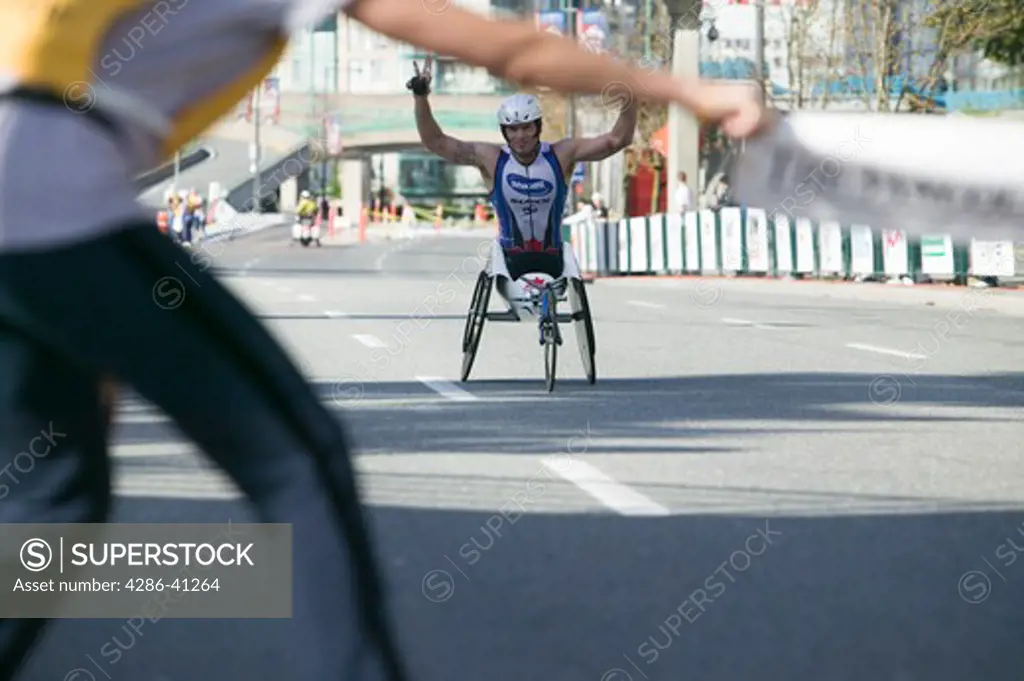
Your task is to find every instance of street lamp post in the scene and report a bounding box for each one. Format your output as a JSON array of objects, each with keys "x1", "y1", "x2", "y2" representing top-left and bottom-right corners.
[
  {"x1": 331, "y1": 17, "x2": 339, "y2": 196},
  {"x1": 309, "y1": 28, "x2": 318, "y2": 192},
  {"x1": 754, "y1": 0, "x2": 766, "y2": 103},
  {"x1": 172, "y1": 150, "x2": 180, "y2": 195},
  {"x1": 741, "y1": 0, "x2": 767, "y2": 158},
  {"x1": 665, "y1": 0, "x2": 702, "y2": 207},
  {"x1": 565, "y1": 0, "x2": 577, "y2": 140},
  {"x1": 252, "y1": 85, "x2": 261, "y2": 213}
]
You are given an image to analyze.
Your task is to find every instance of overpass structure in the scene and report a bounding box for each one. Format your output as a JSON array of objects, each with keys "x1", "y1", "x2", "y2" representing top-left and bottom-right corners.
[
  {"x1": 276, "y1": 92, "x2": 510, "y2": 220},
  {"x1": 278, "y1": 92, "x2": 505, "y2": 138},
  {"x1": 275, "y1": 92, "x2": 509, "y2": 156},
  {"x1": 136, "y1": 92, "x2": 502, "y2": 212},
  {"x1": 159, "y1": 83, "x2": 1024, "y2": 229},
  {"x1": 140, "y1": 126, "x2": 310, "y2": 212},
  {"x1": 145, "y1": 93, "x2": 510, "y2": 224}
]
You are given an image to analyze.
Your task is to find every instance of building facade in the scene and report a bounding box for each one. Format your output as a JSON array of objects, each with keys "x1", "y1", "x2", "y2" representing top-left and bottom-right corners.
[
  {"x1": 695, "y1": 0, "x2": 1022, "y2": 111},
  {"x1": 698, "y1": 1, "x2": 790, "y2": 89},
  {"x1": 268, "y1": 4, "x2": 522, "y2": 204}
]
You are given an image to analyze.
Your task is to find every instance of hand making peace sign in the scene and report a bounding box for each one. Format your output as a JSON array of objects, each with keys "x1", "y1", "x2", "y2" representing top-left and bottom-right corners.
[{"x1": 406, "y1": 55, "x2": 433, "y2": 96}]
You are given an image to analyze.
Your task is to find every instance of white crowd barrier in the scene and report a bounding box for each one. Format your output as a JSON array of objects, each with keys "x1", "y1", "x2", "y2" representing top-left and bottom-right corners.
[{"x1": 562, "y1": 207, "x2": 1024, "y2": 286}]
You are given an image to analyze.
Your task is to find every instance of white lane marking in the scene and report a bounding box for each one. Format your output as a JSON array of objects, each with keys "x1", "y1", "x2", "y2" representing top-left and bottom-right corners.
[
  {"x1": 629, "y1": 300, "x2": 665, "y2": 309},
  {"x1": 722, "y1": 317, "x2": 776, "y2": 330},
  {"x1": 846, "y1": 342, "x2": 927, "y2": 361},
  {"x1": 374, "y1": 246, "x2": 402, "y2": 271},
  {"x1": 115, "y1": 475, "x2": 239, "y2": 501},
  {"x1": 297, "y1": 294, "x2": 316, "y2": 302},
  {"x1": 324, "y1": 310, "x2": 348, "y2": 318},
  {"x1": 353, "y1": 334, "x2": 386, "y2": 348},
  {"x1": 374, "y1": 239, "x2": 416, "y2": 270},
  {"x1": 416, "y1": 376, "x2": 479, "y2": 402},
  {"x1": 541, "y1": 459, "x2": 671, "y2": 516}
]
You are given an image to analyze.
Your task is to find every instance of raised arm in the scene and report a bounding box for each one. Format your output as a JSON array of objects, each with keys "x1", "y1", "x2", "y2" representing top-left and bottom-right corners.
[
  {"x1": 414, "y1": 93, "x2": 498, "y2": 179},
  {"x1": 344, "y1": 0, "x2": 769, "y2": 139},
  {"x1": 554, "y1": 99, "x2": 637, "y2": 169}
]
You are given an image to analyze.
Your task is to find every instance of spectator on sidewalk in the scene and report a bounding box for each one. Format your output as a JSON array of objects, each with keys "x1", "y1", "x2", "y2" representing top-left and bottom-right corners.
[
  {"x1": 708, "y1": 174, "x2": 734, "y2": 211},
  {"x1": 319, "y1": 193, "x2": 330, "y2": 221},
  {"x1": 673, "y1": 171, "x2": 692, "y2": 215},
  {"x1": 168, "y1": 193, "x2": 185, "y2": 244},
  {"x1": 185, "y1": 188, "x2": 205, "y2": 243}
]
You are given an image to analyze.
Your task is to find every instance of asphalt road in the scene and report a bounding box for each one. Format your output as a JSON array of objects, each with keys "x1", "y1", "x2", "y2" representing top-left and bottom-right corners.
[{"x1": 20, "y1": 225, "x2": 1024, "y2": 681}]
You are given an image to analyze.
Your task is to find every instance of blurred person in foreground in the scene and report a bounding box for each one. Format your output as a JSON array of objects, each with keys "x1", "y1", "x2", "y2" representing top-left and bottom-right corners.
[{"x1": 0, "y1": 1, "x2": 770, "y2": 680}]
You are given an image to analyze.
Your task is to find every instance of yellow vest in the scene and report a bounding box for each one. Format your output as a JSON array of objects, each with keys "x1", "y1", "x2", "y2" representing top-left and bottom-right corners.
[{"x1": 0, "y1": 0, "x2": 286, "y2": 159}]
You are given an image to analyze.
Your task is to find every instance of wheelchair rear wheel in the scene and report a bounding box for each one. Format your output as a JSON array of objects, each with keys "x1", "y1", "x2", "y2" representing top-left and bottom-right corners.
[{"x1": 569, "y1": 278, "x2": 596, "y2": 384}]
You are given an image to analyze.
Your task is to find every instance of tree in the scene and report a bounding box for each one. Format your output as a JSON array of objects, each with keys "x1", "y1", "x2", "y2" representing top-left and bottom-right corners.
[
  {"x1": 844, "y1": 0, "x2": 900, "y2": 111},
  {"x1": 529, "y1": 88, "x2": 570, "y2": 141},
  {"x1": 980, "y1": 3, "x2": 1024, "y2": 65},
  {"x1": 628, "y1": 0, "x2": 671, "y2": 147},
  {"x1": 841, "y1": 0, "x2": 989, "y2": 113},
  {"x1": 925, "y1": 0, "x2": 1024, "y2": 67},
  {"x1": 776, "y1": 0, "x2": 842, "y2": 108}
]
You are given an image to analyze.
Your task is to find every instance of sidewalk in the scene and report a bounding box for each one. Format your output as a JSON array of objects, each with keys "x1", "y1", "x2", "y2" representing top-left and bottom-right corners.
[
  {"x1": 320, "y1": 220, "x2": 499, "y2": 245},
  {"x1": 608, "y1": 274, "x2": 1024, "y2": 318},
  {"x1": 320, "y1": 222, "x2": 443, "y2": 246},
  {"x1": 204, "y1": 213, "x2": 288, "y2": 242}
]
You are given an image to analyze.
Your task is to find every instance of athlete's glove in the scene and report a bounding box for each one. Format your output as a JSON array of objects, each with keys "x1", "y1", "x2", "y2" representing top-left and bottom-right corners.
[
  {"x1": 406, "y1": 58, "x2": 432, "y2": 97},
  {"x1": 406, "y1": 74, "x2": 430, "y2": 96}
]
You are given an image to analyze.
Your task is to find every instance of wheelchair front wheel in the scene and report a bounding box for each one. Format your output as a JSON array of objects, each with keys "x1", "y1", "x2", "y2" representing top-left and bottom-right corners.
[
  {"x1": 541, "y1": 286, "x2": 560, "y2": 393},
  {"x1": 461, "y1": 271, "x2": 492, "y2": 381}
]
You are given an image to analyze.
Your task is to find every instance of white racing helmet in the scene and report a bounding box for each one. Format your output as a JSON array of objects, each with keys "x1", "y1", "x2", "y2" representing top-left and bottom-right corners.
[{"x1": 497, "y1": 94, "x2": 542, "y2": 127}]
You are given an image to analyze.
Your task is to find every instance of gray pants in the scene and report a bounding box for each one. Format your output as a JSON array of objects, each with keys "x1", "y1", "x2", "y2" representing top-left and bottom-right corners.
[{"x1": 0, "y1": 223, "x2": 407, "y2": 681}]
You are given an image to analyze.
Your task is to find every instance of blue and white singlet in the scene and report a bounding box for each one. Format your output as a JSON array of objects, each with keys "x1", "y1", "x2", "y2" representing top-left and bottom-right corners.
[{"x1": 490, "y1": 142, "x2": 569, "y2": 254}]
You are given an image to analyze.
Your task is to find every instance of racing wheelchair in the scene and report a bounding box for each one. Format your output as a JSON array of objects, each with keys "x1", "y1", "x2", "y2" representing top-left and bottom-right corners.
[{"x1": 460, "y1": 240, "x2": 596, "y2": 392}]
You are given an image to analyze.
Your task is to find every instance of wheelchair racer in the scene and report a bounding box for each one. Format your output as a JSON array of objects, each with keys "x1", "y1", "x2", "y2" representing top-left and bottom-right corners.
[{"x1": 407, "y1": 57, "x2": 636, "y2": 310}]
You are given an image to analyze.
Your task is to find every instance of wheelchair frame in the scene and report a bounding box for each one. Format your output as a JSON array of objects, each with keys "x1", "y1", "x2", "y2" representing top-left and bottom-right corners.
[{"x1": 460, "y1": 242, "x2": 596, "y2": 391}]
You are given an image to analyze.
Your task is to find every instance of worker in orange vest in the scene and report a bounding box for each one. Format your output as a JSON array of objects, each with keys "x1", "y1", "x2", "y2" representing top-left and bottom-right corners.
[{"x1": 156, "y1": 210, "x2": 170, "y2": 235}]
